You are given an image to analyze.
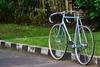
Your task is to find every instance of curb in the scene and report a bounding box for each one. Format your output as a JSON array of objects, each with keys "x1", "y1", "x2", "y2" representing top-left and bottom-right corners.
[{"x1": 0, "y1": 40, "x2": 99, "y2": 66}]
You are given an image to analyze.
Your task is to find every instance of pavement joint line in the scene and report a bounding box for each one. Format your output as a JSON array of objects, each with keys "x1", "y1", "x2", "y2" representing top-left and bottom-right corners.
[{"x1": 0, "y1": 40, "x2": 100, "y2": 66}]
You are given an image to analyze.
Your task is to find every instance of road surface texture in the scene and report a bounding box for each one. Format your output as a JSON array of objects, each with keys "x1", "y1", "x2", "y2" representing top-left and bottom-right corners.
[{"x1": 0, "y1": 49, "x2": 97, "y2": 67}]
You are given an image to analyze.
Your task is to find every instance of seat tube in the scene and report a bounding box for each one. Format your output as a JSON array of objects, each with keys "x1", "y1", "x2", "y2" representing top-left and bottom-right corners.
[
  {"x1": 78, "y1": 18, "x2": 82, "y2": 44},
  {"x1": 74, "y1": 18, "x2": 78, "y2": 44},
  {"x1": 74, "y1": 17, "x2": 82, "y2": 44}
]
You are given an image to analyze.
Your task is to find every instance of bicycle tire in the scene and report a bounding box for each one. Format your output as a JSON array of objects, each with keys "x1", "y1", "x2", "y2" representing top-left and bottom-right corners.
[
  {"x1": 75, "y1": 26, "x2": 95, "y2": 65},
  {"x1": 48, "y1": 24, "x2": 67, "y2": 60}
]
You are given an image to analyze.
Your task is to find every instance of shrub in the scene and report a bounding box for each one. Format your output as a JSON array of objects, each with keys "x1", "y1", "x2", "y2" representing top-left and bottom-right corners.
[
  {"x1": 75, "y1": 0, "x2": 100, "y2": 28},
  {"x1": 32, "y1": 9, "x2": 48, "y2": 26}
]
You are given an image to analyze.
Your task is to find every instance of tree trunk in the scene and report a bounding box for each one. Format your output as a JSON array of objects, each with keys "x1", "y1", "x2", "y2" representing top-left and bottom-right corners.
[
  {"x1": 65, "y1": 0, "x2": 69, "y2": 12},
  {"x1": 42, "y1": 0, "x2": 45, "y2": 12}
]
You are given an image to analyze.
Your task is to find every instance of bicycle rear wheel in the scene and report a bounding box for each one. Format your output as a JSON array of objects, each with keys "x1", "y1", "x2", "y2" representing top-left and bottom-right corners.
[
  {"x1": 48, "y1": 24, "x2": 67, "y2": 60},
  {"x1": 75, "y1": 26, "x2": 95, "y2": 65}
]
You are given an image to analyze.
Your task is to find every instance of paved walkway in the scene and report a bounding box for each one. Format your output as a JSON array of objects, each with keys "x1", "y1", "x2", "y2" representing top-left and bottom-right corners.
[{"x1": 0, "y1": 49, "x2": 97, "y2": 67}]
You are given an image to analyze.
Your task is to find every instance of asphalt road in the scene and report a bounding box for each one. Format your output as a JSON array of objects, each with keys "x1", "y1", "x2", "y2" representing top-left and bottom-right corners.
[{"x1": 0, "y1": 49, "x2": 97, "y2": 67}]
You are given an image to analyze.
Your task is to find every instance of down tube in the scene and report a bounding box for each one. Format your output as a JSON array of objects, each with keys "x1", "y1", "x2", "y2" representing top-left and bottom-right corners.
[
  {"x1": 55, "y1": 24, "x2": 62, "y2": 41},
  {"x1": 63, "y1": 23, "x2": 72, "y2": 41}
]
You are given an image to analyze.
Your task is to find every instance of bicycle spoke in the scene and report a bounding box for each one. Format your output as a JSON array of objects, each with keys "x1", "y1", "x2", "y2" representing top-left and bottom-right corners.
[{"x1": 49, "y1": 24, "x2": 67, "y2": 60}]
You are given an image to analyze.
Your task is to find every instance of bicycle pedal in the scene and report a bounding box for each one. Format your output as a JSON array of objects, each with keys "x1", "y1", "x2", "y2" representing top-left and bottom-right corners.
[
  {"x1": 81, "y1": 43, "x2": 88, "y2": 48},
  {"x1": 67, "y1": 41, "x2": 75, "y2": 49}
]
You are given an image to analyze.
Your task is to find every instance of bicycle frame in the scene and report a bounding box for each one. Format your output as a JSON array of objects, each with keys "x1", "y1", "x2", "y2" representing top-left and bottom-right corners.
[
  {"x1": 49, "y1": 11, "x2": 95, "y2": 65},
  {"x1": 57, "y1": 12, "x2": 83, "y2": 48}
]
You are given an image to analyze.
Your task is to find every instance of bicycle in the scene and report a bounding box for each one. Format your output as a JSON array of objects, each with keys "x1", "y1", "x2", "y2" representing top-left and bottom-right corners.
[{"x1": 48, "y1": 9, "x2": 95, "y2": 65}]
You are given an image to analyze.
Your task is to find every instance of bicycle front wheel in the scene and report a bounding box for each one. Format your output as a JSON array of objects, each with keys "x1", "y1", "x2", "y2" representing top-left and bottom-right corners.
[
  {"x1": 48, "y1": 24, "x2": 67, "y2": 60},
  {"x1": 75, "y1": 26, "x2": 95, "y2": 65}
]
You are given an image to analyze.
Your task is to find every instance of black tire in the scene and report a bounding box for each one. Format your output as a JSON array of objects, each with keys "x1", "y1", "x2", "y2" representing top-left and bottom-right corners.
[
  {"x1": 75, "y1": 26, "x2": 95, "y2": 65},
  {"x1": 48, "y1": 24, "x2": 67, "y2": 60}
]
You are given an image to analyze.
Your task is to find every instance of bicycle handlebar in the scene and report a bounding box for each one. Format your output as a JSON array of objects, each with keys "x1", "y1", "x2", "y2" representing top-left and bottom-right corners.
[
  {"x1": 49, "y1": 11, "x2": 77, "y2": 23},
  {"x1": 49, "y1": 11, "x2": 65, "y2": 23}
]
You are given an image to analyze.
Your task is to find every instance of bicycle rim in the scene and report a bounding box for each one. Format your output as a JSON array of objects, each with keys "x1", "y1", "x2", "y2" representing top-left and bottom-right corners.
[
  {"x1": 75, "y1": 26, "x2": 95, "y2": 65},
  {"x1": 48, "y1": 24, "x2": 67, "y2": 60}
]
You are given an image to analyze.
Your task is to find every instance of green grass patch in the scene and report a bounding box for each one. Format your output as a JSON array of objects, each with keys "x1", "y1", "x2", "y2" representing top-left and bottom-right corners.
[
  {"x1": 0, "y1": 24, "x2": 50, "y2": 47},
  {"x1": 0, "y1": 23, "x2": 100, "y2": 56},
  {"x1": 7, "y1": 37, "x2": 48, "y2": 47}
]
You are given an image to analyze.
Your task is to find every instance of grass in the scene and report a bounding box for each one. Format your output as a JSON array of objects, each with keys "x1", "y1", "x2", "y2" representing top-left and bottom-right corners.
[
  {"x1": 93, "y1": 32, "x2": 100, "y2": 56},
  {"x1": 0, "y1": 23, "x2": 100, "y2": 56},
  {"x1": 0, "y1": 24, "x2": 50, "y2": 47}
]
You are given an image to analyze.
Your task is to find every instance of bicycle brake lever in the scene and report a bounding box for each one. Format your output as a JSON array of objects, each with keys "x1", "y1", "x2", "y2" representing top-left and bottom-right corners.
[{"x1": 66, "y1": 19, "x2": 71, "y2": 23}]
